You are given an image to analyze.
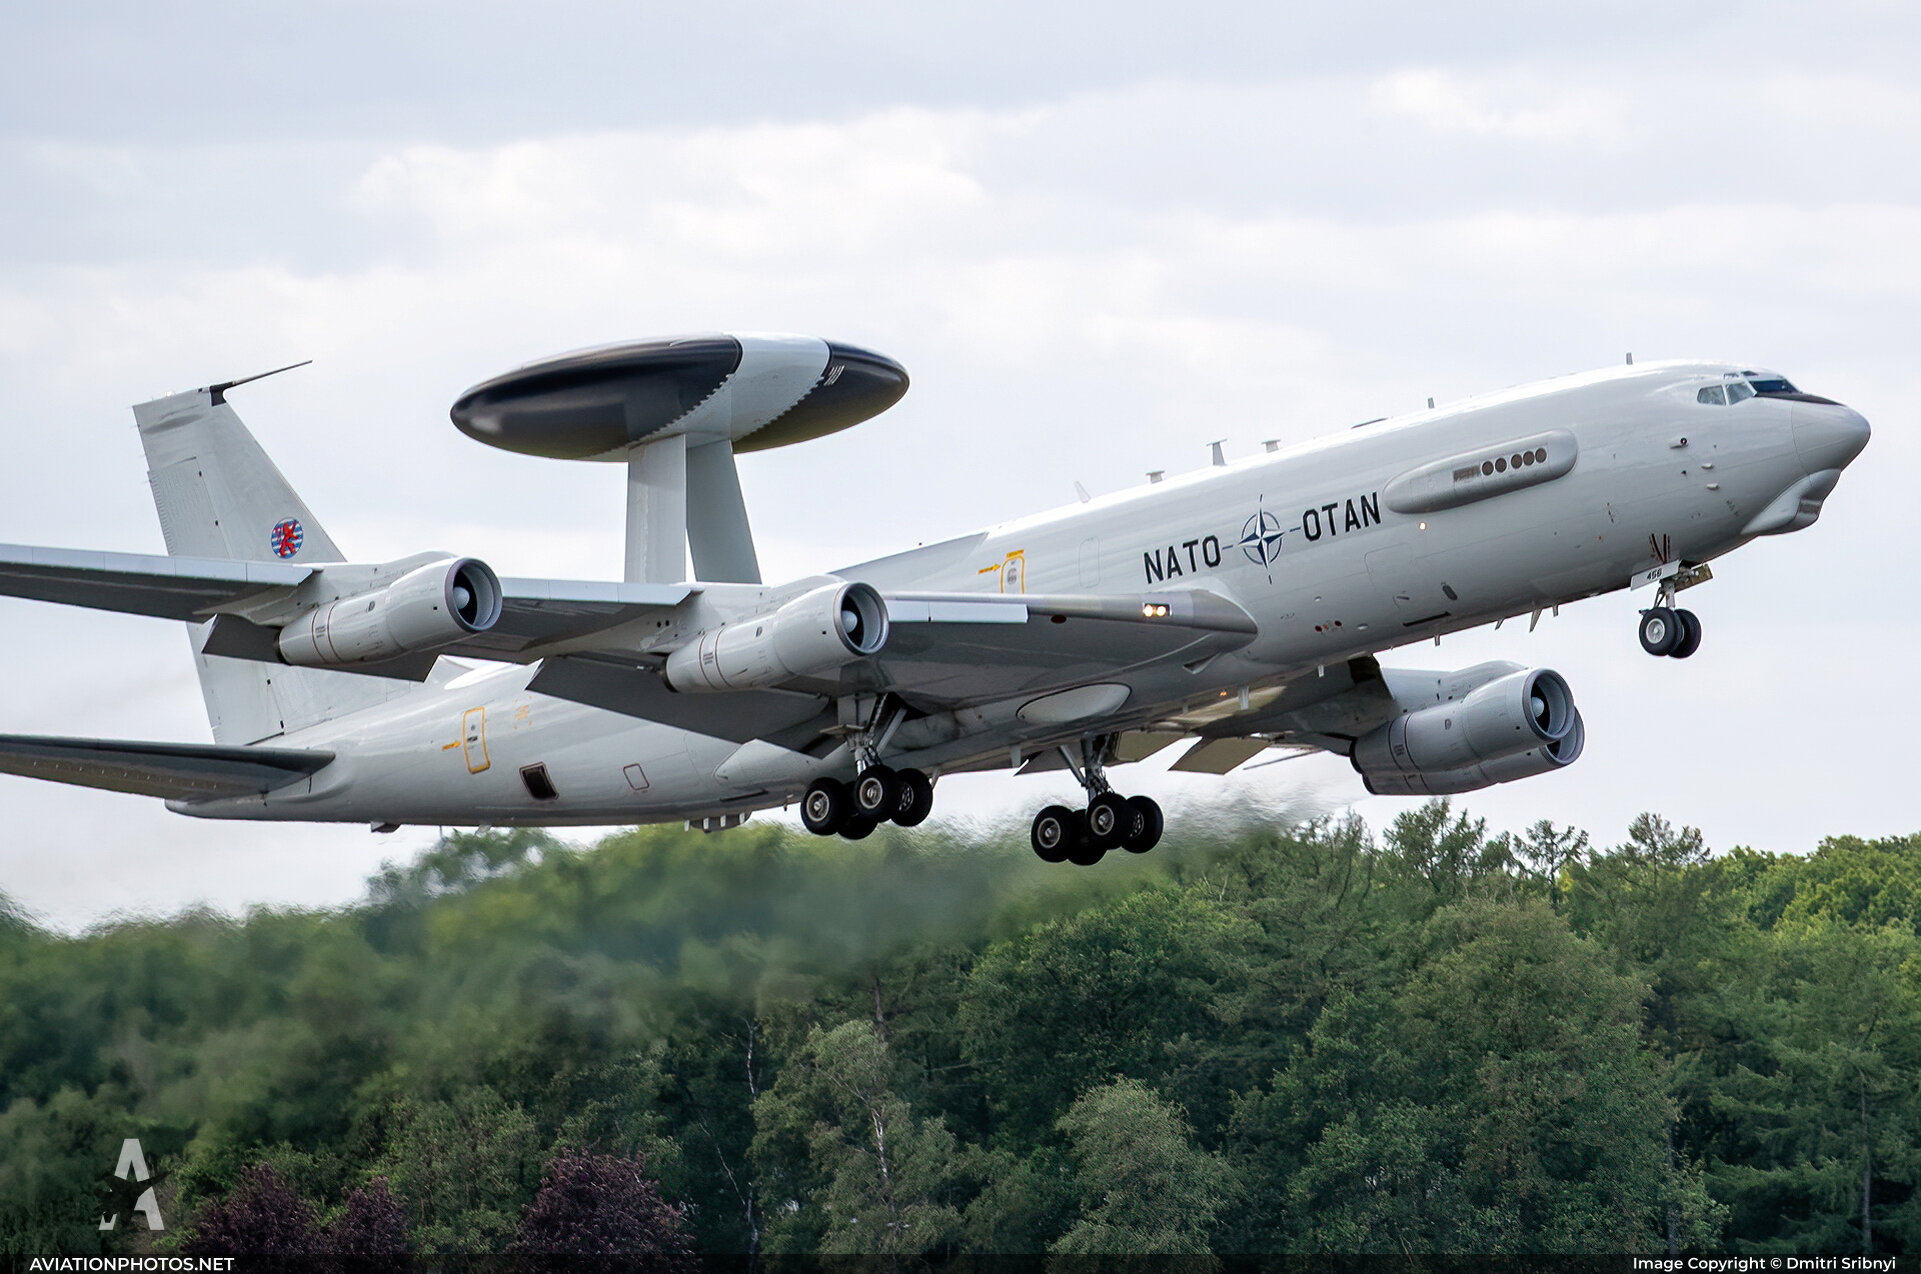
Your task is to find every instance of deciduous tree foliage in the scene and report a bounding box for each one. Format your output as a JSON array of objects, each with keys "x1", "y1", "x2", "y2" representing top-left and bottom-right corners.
[
  {"x1": 751, "y1": 1019, "x2": 966, "y2": 1256},
  {"x1": 512, "y1": 1150, "x2": 692, "y2": 1257},
  {"x1": 4, "y1": 808, "x2": 1921, "y2": 1255},
  {"x1": 1050, "y1": 1078, "x2": 1234, "y2": 1255},
  {"x1": 181, "y1": 1164, "x2": 318, "y2": 1256}
]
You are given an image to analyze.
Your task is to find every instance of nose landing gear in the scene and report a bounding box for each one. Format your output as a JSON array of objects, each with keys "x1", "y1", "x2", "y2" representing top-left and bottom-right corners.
[
  {"x1": 1026, "y1": 737, "x2": 1164, "y2": 865},
  {"x1": 1638, "y1": 606, "x2": 1702, "y2": 658},
  {"x1": 1634, "y1": 562, "x2": 1708, "y2": 660}
]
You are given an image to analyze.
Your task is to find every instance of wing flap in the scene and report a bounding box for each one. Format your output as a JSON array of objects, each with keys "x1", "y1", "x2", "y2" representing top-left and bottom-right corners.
[
  {"x1": 0, "y1": 734, "x2": 334, "y2": 799},
  {"x1": 1169, "y1": 737, "x2": 1273, "y2": 774},
  {"x1": 526, "y1": 654, "x2": 832, "y2": 747},
  {"x1": 846, "y1": 588, "x2": 1259, "y2": 705}
]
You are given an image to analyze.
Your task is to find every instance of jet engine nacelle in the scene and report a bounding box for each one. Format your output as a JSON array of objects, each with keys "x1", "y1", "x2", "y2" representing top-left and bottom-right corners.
[
  {"x1": 1358, "y1": 710, "x2": 1585, "y2": 795},
  {"x1": 1351, "y1": 667, "x2": 1578, "y2": 788},
  {"x1": 277, "y1": 557, "x2": 503, "y2": 667},
  {"x1": 664, "y1": 581, "x2": 889, "y2": 692}
]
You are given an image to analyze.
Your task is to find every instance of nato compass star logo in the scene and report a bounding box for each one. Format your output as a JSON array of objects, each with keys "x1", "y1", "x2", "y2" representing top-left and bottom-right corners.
[{"x1": 1239, "y1": 504, "x2": 1289, "y2": 577}]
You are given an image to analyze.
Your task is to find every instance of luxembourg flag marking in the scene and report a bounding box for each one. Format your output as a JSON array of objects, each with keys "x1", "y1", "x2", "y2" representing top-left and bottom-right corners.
[{"x1": 270, "y1": 518, "x2": 304, "y2": 558}]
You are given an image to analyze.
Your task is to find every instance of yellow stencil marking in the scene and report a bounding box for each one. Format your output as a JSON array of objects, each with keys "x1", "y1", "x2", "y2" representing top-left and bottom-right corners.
[{"x1": 999, "y1": 550, "x2": 1026, "y2": 594}]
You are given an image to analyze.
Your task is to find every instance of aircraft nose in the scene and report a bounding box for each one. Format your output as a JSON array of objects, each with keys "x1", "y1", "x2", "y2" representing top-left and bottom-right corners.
[{"x1": 1793, "y1": 400, "x2": 1871, "y2": 475}]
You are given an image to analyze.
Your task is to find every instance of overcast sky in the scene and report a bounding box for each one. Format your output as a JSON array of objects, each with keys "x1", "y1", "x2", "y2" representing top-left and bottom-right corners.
[{"x1": 2, "y1": 1, "x2": 1916, "y2": 929}]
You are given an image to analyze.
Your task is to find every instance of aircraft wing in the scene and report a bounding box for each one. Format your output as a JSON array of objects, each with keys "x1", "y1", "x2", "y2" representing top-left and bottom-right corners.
[
  {"x1": 847, "y1": 589, "x2": 1259, "y2": 705},
  {"x1": 524, "y1": 588, "x2": 1260, "y2": 743},
  {"x1": 0, "y1": 543, "x2": 690, "y2": 657},
  {"x1": 0, "y1": 543, "x2": 312, "y2": 620},
  {"x1": 0, "y1": 734, "x2": 334, "y2": 800},
  {"x1": 1144, "y1": 655, "x2": 1402, "y2": 773}
]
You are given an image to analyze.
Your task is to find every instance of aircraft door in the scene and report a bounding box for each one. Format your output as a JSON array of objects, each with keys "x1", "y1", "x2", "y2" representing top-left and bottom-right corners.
[
  {"x1": 1000, "y1": 551, "x2": 1026, "y2": 593},
  {"x1": 1365, "y1": 545, "x2": 1450, "y2": 622},
  {"x1": 462, "y1": 707, "x2": 490, "y2": 773}
]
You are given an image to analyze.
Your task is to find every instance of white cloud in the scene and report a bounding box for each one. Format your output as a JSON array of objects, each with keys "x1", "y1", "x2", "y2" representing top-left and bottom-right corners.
[{"x1": 1369, "y1": 68, "x2": 1630, "y2": 145}]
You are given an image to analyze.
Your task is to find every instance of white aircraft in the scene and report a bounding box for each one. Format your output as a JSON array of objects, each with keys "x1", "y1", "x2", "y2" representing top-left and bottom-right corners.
[{"x1": 0, "y1": 336, "x2": 1869, "y2": 865}]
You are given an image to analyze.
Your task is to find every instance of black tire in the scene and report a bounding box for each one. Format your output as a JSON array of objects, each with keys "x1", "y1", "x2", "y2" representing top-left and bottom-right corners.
[
  {"x1": 1065, "y1": 813, "x2": 1105, "y2": 866},
  {"x1": 1670, "y1": 609, "x2": 1702, "y2": 659},
  {"x1": 1639, "y1": 607, "x2": 1680, "y2": 657},
  {"x1": 1123, "y1": 795, "x2": 1164, "y2": 853},
  {"x1": 800, "y1": 778, "x2": 850, "y2": 836},
  {"x1": 840, "y1": 814, "x2": 879, "y2": 841},
  {"x1": 893, "y1": 768, "x2": 935, "y2": 827},
  {"x1": 1031, "y1": 804, "x2": 1077, "y2": 863},
  {"x1": 853, "y1": 765, "x2": 901, "y2": 819},
  {"x1": 1085, "y1": 791, "x2": 1131, "y2": 848}
]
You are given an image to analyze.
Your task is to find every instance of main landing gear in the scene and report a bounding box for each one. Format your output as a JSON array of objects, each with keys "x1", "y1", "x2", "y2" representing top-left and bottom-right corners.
[
  {"x1": 801, "y1": 696, "x2": 936, "y2": 841},
  {"x1": 1029, "y1": 739, "x2": 1164, "y2": 866},
  {"x1": 1637, "y1": 577, "x2": 1702, "y2": 659},
  {"x1": 800, "y1": 765, "x2": 935, "y2": 840}
]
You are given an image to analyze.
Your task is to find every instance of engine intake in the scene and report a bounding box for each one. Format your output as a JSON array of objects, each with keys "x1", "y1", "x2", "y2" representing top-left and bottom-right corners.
[
  {"x1": 665, "y1": 581, "x2": 888, "y2": 692},
  {"x1": 278, "y1": 557, "x2": 502, "y2": 667},
  {"x1": 1352, "y1": 667, "x2": 1576, "y2": 784}
]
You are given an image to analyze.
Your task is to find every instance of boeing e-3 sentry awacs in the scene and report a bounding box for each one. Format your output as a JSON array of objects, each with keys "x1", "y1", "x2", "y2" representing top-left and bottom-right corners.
[{"x1": 0, "y1": 336, "x2": 1870, "y2": 864}]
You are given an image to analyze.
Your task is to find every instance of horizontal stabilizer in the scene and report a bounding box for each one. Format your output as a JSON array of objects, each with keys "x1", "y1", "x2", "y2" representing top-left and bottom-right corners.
[{"x1": 0, "y1": 734, "x2": 333, "y2": 800}]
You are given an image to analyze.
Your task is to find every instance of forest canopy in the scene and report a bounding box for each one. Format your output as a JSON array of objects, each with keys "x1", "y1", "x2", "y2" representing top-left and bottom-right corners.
[{"x1": 3, "y1": 803, "x2": 1919, "y2": 1256}]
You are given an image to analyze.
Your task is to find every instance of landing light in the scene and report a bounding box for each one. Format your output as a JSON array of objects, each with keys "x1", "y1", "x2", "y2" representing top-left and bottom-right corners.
[{"x1": 1142, "y1": 603, "x2": 1171, "y2": 618}]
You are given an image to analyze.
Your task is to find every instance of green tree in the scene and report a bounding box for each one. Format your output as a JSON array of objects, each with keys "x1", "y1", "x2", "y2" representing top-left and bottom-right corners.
[
  {"x1": 1709, "y1": 920, "x2": 1921, "y2": 1253},
  {"x1": 751, "y1": 1019, "x2": 965, "y2": 1258},
  {"x1": 0, "y1": 1085, "x2": 172, "y2": 1256},
  {"x1": 1382, "y1": 799, "x2": 1508, "y2": 906},
  {"x1": 1257, "y1": 898, "x2": 1692, "y2": 1252},
  {"x1": 376, "y1": 1087, "x2": 541, "y2": 1253},
  {"x1": 960, "y1": 888, "x2": 1255, "y2": 1145},
  {"x1": 1050, "y1": 1078, "x2": 1234, "y2": 1255},
  {"x1": 1493, "y1": 818, "x2": 1591, "y2": 913}
]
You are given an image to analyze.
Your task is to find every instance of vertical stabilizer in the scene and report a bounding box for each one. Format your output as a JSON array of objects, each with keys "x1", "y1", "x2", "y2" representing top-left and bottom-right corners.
[{"x1": 133, "y1": 380, "x2": 410, "y2": 743}]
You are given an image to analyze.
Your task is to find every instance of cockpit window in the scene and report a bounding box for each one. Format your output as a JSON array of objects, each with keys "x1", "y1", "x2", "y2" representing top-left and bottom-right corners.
[{"x1": 1701, "y1": 372, "x2": 1814, "y2": 405}]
